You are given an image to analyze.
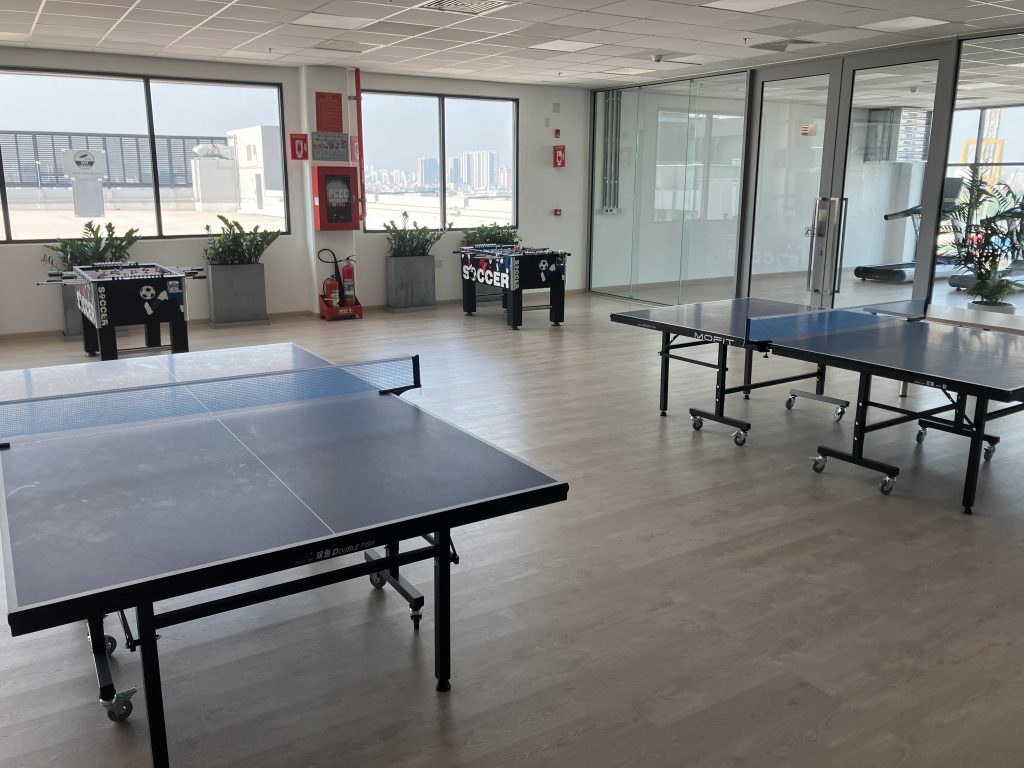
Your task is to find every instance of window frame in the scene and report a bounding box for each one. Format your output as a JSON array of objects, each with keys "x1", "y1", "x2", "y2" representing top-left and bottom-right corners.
[
  {"x1": 361, "y1": 89, "x2": 518, "y2": 233},
  {"x1": 0, "y1": 65, "x2": 290, "y2": 244}
]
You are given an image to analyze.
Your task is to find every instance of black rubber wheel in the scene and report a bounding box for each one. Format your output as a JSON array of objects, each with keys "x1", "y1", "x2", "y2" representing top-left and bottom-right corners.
[
  {"x1": 104, "y1": 635, "x2": 117, "y2": 656},
  {"x1": 984, "y1": 445, "x2": 996, "y2": 461},
  {"x1": 833, "y1": 407, "x2": 845, "y2": 423},
  {"x1": 785, "y1": 396, "x2": 795, "y2": 410},
  {"x1": 733, "y1": 431, "x2": 747, "y2": 447},
  {"x1": 369, "y1": 572, "x2": 386, "y2": 589},
  {"x1": 880, "y1": 478, "x2": 895, "y2": 495},
  {"x1": 691, "y1": 417, "x2": 703, "y2": 432},
  {"x1": 916, "y1": 428, "x2": 927, "y2": 445},
  {"x1": 811, "y1": 457, "x2": 827, "y2": 473},
  {"x1": 106, "y1": 700, "x2": 133, "y2": 723}
]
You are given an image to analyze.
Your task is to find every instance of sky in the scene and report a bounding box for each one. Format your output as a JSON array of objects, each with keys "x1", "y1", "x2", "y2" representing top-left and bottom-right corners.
[
  {"x1": 0, "y1": 73, "x2": 279, "y2": 135},
  {"x1": 362, "y1": 92, "x2": 515, "y2": 172}
]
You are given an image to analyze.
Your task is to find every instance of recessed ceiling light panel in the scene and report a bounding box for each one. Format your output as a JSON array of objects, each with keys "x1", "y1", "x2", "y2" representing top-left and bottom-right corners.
[
  {"x1": 859, "y1": 16, "x2": 948, "y2": 32},
  {"x1": 294, "y1": 12, "x2": 374, "y2": 29},
  {"x1": 529, "y1": 39, "x2": 600, "y2": 52}
]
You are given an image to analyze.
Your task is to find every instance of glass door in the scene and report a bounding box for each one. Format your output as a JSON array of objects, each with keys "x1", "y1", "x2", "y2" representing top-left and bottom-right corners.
[
  {"x1": 744, "y1": 62, "x2": 842, "y2": 306},
  {"x1": 830, "y1": 53, "x2": 945, "y2": 308}
]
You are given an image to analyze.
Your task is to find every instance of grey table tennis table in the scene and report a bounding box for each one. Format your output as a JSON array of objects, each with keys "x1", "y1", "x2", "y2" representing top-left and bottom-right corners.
[
  {"x1": 0, "y1": 343, "x2": 568, "y2": 767},
  {"x1": 612, "y1": 298, "x2": 1024, "y2": 514}
]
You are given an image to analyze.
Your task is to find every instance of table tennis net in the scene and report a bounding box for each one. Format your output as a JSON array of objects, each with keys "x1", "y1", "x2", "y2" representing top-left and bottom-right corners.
[
  {"x1": 745, "y1": 308, "x2": 906, "y2": 345},
  {"x1": 0, "y1": 356, "x2": 419, "y2": 442}
]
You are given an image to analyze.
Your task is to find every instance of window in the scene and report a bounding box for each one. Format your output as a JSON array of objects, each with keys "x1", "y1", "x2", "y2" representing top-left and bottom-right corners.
[
  {"x1": 362, "y1": 91, "x2": 517, "y2": 231},
  {"x1": 0, "y1": 72, "x2": 157, "y2": 240},
  {"x1": 150, "y1": 81, "x2": 286, "y2": 237},
  {"x1": 444, "y1": 97, "x2": 515, "y2": 227},
  {"x1": 362, "y1": 93, "x2": 441, "y2": 230},
  {"x1": 0, "y1": 69, "x2": 288, "y2": 243}
]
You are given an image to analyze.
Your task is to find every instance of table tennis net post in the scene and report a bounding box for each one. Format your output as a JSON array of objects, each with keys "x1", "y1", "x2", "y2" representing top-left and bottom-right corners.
[
  {"x1": 0, "y1": 355, "x2": 420, "y2": 443},
  {"x1": 745, "y1": 308, "x2": 906, "y2": 346}
]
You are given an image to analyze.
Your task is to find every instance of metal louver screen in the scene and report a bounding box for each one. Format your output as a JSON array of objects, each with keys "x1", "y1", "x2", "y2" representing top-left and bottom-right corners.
[{"x1": 0, "y1": 132, "x2": 226, "y2": 188}]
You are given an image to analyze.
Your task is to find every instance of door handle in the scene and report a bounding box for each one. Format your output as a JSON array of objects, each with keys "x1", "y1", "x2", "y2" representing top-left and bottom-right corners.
[
  {"x1": 806, "y1": 197, "x2": 831, "y2": 292},
  {"x1": 832, "y1": 197, "x2": 849, "y2": 294}
]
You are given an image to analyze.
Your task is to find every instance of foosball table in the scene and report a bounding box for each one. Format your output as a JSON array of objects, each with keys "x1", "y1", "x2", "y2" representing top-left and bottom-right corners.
[
  {"x1": 43, "y1": 262, "x2": 203, "y2": 360},
  {"x1": 458, "y1": 245, "x2": 568, "y2": 330}
]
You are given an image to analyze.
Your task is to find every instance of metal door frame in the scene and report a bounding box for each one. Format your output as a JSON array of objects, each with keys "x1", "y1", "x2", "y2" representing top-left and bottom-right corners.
[
  {"x1": 737, "y1": 59, "x2": 844, "y2": 306},
  {"x1": 737, "y1": 42, "x2": 957, "y2": 306}
]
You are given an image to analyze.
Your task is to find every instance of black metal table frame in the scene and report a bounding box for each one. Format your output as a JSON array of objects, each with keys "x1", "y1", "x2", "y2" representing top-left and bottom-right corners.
[
  {"x1": 655, "y1": 330, "x2": 849, "y2": 446},
  {"x1": 9, "y1": 483, "x2": 566, "y2": 768},
  {"x1": 82, "y1": 311, "x2": 189, "y2": 361},
  {"x1": 769, "y1": 347, "x2": 1024, "y2": 514}
]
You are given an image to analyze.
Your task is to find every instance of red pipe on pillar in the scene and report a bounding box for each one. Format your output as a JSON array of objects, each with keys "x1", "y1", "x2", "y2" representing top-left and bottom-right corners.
[{"x1": 354, "y1": 68, "x2": 366, "y2": 222}]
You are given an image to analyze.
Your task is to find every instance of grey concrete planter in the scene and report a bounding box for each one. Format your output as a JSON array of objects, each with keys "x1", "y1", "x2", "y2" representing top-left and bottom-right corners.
[
  {"x1": 60, "y1": 283, "x2": 83, "y2": 338},
  {"x1": 386, "y1": 254, "x2": 436, "y2": 311},
  {"x1": 207, "y1": 263, "x2": 269, "y2": 327}
]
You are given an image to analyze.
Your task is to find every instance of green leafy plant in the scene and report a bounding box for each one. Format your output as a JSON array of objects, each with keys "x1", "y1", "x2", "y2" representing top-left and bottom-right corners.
[
  {"x1": 939, "y1": 167, "x2": 1023, "y2": 305},
  {"x1": 383, "y1": 212, "x2": 450, "y2": 257},
  {"x1": 204, "y1": 215, "x2": 281, "y2": 265},
  {"x1": 461, "y1": 223, "x2": 519, "y2": 247},
  {"x1": 42, "y1": 221, "x2": 140, "y2": 270}
]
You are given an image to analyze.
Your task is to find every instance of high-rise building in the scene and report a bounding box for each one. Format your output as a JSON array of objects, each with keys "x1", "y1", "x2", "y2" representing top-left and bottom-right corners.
[
  {"x1": 447, "y1": 157, "x2": 460, "y2": 186},
  {"x1": 417, "y1": 157, "x2": 439, "y2": 187}
]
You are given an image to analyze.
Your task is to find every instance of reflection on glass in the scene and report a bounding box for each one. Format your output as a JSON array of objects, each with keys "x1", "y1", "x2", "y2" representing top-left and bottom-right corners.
[
  {"x1": 150, "y1": 81, "x2": 285, "y2": 237},
  {"x1": 935, "y1": 34, "x2": 1024, "y2": 312},
  {"x1": 833, "y1": 60, "x2": 939, "y2": 309},
  {"x1": 0, "y1": 71, "x2": 158, "y2": 239},
  {"x1": 362, "y1": 93, "x2": 441, "y2": 230},
  {"x1": 589, "y1": 73, "x2": 746, "y2": 304},
  {"x1": 748, "y1": 74, "x2": 831, "y2": 303},
  {"x1": 444, "y1": 98, "x2": 515, "y2": 227}
]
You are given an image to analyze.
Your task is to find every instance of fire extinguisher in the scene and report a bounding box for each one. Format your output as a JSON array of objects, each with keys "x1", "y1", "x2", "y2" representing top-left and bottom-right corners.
[
  {"x1": 341, "y1": 257, "x2": 356, "y2": 306},
  {"x1": 318, "y1": 248, "x2": 341, "y2": 306}
]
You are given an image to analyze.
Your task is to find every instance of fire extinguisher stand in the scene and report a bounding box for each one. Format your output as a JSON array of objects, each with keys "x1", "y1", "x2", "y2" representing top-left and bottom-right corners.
[{"x1": 317, "y1": 248, "x2": 363, "y2": 320}]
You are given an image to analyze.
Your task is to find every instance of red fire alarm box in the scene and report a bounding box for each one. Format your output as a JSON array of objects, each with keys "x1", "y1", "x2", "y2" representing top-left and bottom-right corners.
[
  {"x1": 312, "y1": 166, "x2": 360, "y2": 231},
  {"x1": 553, "y1": 145, "x2": 566, "y2": 168}
]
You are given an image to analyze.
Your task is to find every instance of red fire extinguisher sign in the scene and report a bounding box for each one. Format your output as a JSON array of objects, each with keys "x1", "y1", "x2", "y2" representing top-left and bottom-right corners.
[{"x1": 553, "y1": 145, "x2": 566, "y2": 168}]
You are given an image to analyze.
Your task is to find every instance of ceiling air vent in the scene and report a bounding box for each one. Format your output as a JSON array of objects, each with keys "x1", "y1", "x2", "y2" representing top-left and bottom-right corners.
[
  {"x1": 418, "y1": 0, "x2": 510, "y2": 14},
  {"x1": 749, "y1": 39, "x2": 821, "y2": 53}
]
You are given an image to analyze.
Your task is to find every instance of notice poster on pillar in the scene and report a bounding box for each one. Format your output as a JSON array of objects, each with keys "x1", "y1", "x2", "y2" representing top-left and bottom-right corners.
[
  {"x1": 315, "y1": 92, "x2": 344, "y2": 133},
  {"x1": 62, "y1": 149, "x2": 107, "y2": 217},
  {"x1": 312, "y1": 132, "x2": 349, "y2": 162}
]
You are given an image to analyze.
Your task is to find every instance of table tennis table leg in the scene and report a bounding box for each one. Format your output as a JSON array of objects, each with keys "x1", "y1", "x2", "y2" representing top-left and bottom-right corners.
[
  {"x1": 659, "y1": 333, "x2": 671, "y2": 416},
  {"x1": 961, "y1": 396, "x2": 990, "y2": 515},
  {"x1": 137, "y1": 602, "x2": 170, "y2": 768},
  {"x1": 434, "y1": 528, "x2": 451, "y2": 693},
  {"x1": 742, "y1": 349, "x2": 753, "y2": 398}
]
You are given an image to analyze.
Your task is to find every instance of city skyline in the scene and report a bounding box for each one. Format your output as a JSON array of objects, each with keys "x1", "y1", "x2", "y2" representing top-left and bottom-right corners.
[{"x1": 366, "y1": 148, "x2": 513, "y2": 195}]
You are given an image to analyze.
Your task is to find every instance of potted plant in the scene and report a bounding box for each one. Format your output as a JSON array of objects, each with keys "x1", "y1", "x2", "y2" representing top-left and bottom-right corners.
[
  {"x1": 461, "y1": 223, "x2": 519, "y2": 247},
  {"x1": 204, "y1": 215, "x2": 280, "y2": 326},
  {"x1": 383, "y1": 212, "x2": 449, "y2": 311},
  {"x1": 42, "y1": 221, "x2": 140, "y2": 338},
  {"x1": 941, "y1": 168, "x2": 1022, "y2": 314}
]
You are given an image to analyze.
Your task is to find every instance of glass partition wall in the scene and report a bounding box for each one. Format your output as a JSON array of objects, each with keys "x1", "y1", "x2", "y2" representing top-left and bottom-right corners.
[{"x1": 591, "y1": 72, "x2": 747, "y2": 303}]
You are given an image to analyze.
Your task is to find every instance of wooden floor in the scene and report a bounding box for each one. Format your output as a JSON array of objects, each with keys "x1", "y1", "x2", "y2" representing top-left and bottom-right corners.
[{"x1": 2, "y1": 293, "x2": 1024, "y2": 767}]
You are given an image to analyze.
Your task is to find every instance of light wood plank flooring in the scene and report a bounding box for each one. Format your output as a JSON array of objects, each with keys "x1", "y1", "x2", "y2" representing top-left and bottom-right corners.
[{"x1": 2, "y1": 293, "x2": 1024, "y2": 767}]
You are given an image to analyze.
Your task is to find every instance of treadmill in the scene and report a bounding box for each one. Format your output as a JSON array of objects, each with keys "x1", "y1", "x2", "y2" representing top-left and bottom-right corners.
[{"x1": 854, "y1": 177, "x2": 963, "y2": 283}]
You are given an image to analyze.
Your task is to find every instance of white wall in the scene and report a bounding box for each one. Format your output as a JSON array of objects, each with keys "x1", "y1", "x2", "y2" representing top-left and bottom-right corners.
[{"x1": 0, "y1": 48, "x2": 590, "y2": 336}]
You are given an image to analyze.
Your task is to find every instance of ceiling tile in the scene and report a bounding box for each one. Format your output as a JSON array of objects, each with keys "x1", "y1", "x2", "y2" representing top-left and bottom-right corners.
[
  {"x1": 704, "y1": 0, "x2": 804, "y2": 10},
  {"x1": 547, "y1": 11, "x2": 632, "y2": 28},
  {"x1": 38, "y1": 13, "x2": 116, "y2": 29},
  {"x1": 44, "y1": 1, "x2": 125, "y2": 18},
  {"x1": 449, "y1": 16, "x2": 528, "y2": 32},
  {"x1": 125, "y1": 9, "x2": 207, "y2": 25},
  {"x1": 137, "y1": 0, "x2": 225, "y2": 12},
  {"x1": 361, "y1": 19, "x2": 434, "y2": 34},
  {"x1": 395, "y1": 35, "x2": 456, "y2": 48},
  {"x1": 388, "y1": 8, "x2": 466, "y2": 24},
  {"x1": 417, "y1": 26, "x2": 490, "y2": 41},
  {"x1": 489, "y1": 4, "x2": 575, "y2": 22},
  {"x1": 566, "y1": 28, "x2": 639, "y2": 42},
  {"x1": 223, "y1": 5, "x2": 306, "y2": 22}
]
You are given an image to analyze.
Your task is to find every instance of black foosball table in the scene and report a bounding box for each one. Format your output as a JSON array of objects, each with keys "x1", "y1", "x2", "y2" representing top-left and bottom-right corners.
[
  {"x1": 45, "y1": 262, "x2": 202, "y2": 360},
  {"x1": 458, "y1": 245, "x2": 568, "y2": 330}
]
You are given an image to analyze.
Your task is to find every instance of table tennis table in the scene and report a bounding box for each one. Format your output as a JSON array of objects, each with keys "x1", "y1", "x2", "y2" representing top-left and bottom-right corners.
[
  {"x1": 0, "y1": 343, "x2": 568, "y2": 767},
  {"x1": 612, "y1": 298, "x2": 1024, "y2": 514}
]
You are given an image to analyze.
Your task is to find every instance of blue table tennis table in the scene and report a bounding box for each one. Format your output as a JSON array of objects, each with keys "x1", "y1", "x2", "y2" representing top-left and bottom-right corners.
[
  {"x1": 0, "y1": 343, "x2": 568, "y2": 767},
  {"x1": 612, "y1": 298, "x2": 1024, "y2": 514}
]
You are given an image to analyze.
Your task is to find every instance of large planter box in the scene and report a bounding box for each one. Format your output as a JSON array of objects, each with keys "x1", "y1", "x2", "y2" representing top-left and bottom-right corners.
[
  {"x1": 60, "y1": 283, "x2": 83, "y2": 338},
  {"x1": 386, "y1": 254, "x2": 436, "y2": 311},
  {"x1": 207, "y1": 263, "x2": 269, "y2": 327}
]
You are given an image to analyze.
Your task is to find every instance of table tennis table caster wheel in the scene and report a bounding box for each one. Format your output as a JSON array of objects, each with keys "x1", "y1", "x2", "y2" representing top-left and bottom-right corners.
[
  {"x1": 833, "y1": 406, "x2": 846, "y2": 422},
  {"x1": 732, "y1": 430, "x2": 747, "y2": 447},
  {"x1": 369, "y1": 571, "x2": 387, "y2": 590},
  {"x1": 103, "y1": 688, "x2": 136, "y2": 723},
  {"x1": 879, "y1": 477, "x2": 895, "y2": 495},
  {"x1": 690, "y1": 416, "x2": 703, "y2": 431},
  {"x1": 916, "y1": 427, "x2": 927, "y2": 444},
  {"x1": 811, "y1": 456, "x2": 827, "y2": 473},
  {"x1": 410, "y1": 608, "x2": 423, "y2": 631},
  {"x1": 785, "y1": 396, "x2": 796, "y2": 410},
  {"x1": 984, "y1": 444, "x2": 996, "y2": 461},
  {"x1": 104, "y1": 635, "x2": 117, "y2": 656}
]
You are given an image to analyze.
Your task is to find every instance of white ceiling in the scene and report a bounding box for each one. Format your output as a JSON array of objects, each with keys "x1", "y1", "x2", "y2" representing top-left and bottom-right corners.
[{"x1": 0, "y1": 0, "x2": 1023, "y2": 87}]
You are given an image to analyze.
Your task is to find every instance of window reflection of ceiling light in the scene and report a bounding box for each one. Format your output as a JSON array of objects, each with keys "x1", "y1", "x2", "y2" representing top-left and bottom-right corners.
[
  {"x1": 859, "y1": 16, "x2": 947, "y2": 32},
  {"x1": 529, "y1": 40, "x2": 600, "y2": 51}
]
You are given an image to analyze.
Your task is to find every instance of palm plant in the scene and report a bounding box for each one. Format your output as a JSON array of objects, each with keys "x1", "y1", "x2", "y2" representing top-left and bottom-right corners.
[
  {"x1": 461, "y1": 223, "x2": 519, "y2": 247},
  {"x1": 939, "y1": 166, "x2": 1023, "y2": 306},
  {"x1": 204, "y1": 215, "x2": 281, "y2": 265},
  {"x1": 42, "y1": 221, "x2": 140, "y2": 270}
]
